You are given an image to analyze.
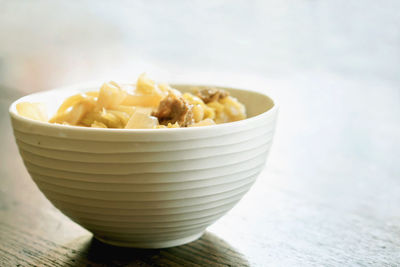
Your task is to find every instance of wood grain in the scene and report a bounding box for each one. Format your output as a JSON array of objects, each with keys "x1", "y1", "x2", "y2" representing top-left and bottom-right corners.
[
  {"x1": 0, "y1": 222, "x2": 249, "y2": 267},
  {"x1": 1, "y1": 68, "x2": 400, "y2": 266}
]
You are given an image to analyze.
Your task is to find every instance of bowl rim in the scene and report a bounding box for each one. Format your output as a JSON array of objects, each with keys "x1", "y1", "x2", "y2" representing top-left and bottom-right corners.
[{"x1": 9, "y1": 82, "x2": 278, "y2": 133}]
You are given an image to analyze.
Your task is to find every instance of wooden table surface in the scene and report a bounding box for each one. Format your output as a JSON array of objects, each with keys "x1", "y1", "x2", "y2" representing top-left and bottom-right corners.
[{"x1": 1, "y1": 70, "x2": 399, "y2": 266}]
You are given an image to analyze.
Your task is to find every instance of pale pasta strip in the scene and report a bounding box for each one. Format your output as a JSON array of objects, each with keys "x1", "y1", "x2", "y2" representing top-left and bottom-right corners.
[
  {"x1": 18, "y1": 73, "x2": 247, "y2": 129},
  {"x1": 16, "y1": 102, "x2": 48, "y2": 122}
]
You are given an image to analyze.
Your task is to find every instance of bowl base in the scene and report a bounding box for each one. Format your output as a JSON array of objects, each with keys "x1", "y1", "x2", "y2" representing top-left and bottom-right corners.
[{"x1": 94, "y1": 231, "x2": 204, "y2": 249}]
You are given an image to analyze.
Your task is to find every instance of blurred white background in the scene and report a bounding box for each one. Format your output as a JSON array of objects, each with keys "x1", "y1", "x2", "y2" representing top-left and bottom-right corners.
[{"x1": 1, "y1": 0, "x2": 399, "y2": 93}]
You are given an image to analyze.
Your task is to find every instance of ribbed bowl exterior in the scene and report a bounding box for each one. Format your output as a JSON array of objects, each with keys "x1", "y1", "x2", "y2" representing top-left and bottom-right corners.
[{"x1": 10, "y1": 84, "x2": 278, "y2": 248}]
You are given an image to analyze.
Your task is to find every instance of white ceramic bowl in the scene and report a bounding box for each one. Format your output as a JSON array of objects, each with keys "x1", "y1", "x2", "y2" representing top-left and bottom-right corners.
[{"x1": 9, "y1": 83, "x2": 278, "y2": 248}]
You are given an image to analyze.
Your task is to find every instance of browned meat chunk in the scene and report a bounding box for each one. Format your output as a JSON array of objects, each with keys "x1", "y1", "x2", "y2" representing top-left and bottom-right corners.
[
  {"x1": 152, "y1": 93, "x2": 194, "y2": 127},
  {"x1": 196, "y1": 88, "x2": 229, "y2": 104}
]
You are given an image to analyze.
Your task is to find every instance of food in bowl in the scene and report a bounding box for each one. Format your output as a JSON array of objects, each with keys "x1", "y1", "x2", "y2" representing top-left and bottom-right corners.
[
  {"x1": 16, "y1": 74, "x2": 247, "y2": 129},
  {"x1": 10, "y1": 81, "x2": 277, "y2": 248}
]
